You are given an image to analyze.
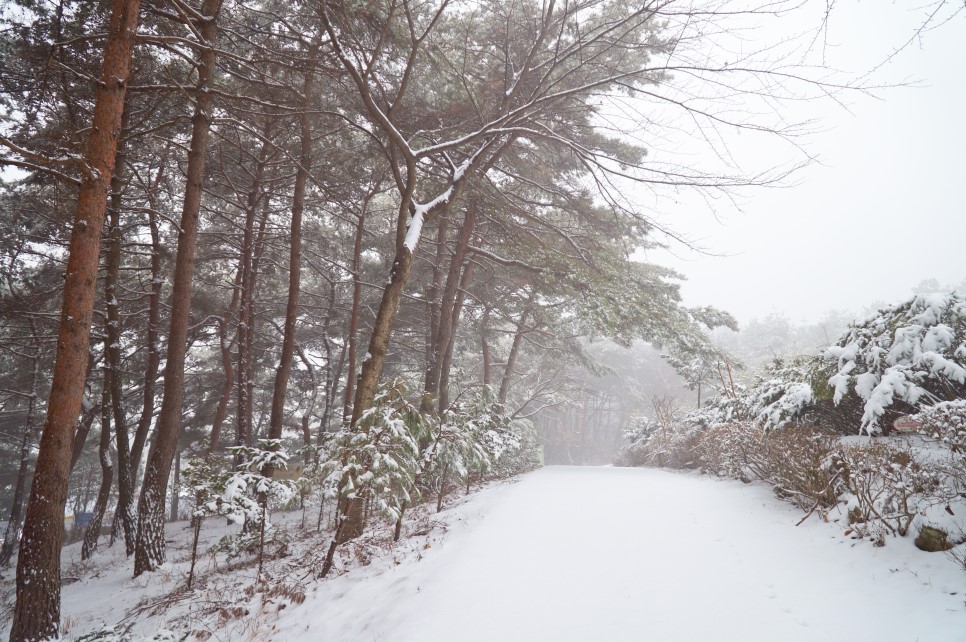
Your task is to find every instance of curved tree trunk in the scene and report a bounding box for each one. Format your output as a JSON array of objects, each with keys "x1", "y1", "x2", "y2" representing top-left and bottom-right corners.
[
  {"x1": 10, "y1": 0, "x2": 141, "y2": 636},
  {"x1": 134, "y1": 0, "x2": 222, "y2": 578}
]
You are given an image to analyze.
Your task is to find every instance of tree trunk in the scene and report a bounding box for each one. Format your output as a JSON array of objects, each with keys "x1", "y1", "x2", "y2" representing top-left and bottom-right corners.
[
  {"x1": 206, "y1": 317, "x2": 235, "y2": 460},
  {"x1": 421, "y1": 215, "x2": 449, "y2": 412},
  {"x1": 235, "y1": 135, "x2": 271, "y2": 462},
  {"x1": 266, "y1": 64, "x2": 314, "y2": 456},
  {"x1": 69, "y1": 354, "x2": 98, "y2": 475},
  {"x1": 82, "y1": 386, "x2": 113, "y2": 561},
  {"x1": 296, "y1": 343, "x2": 318, "y2": 460},
  {"x1": 438, "y1": 258, "x2": 476, "y2": 413},
  {"x1": 104, "y1": 121, "x2": 136, "y2": 554},
  {"x1": 10, "y1": 0, "x2": 140, "y2": 636},
  {"x1": 134, "y1": 0, "x2": 222, "y2": 578},
  {"x1": 129, "y1": 157, "x2": 167, "y2": 479},
  {"x1": 481, "y1": 304, "x2": 492, "y2": 387},
  {"x1": 319, "y1": 280, "x2": 343, "y2": 438},
  {"x1": 498, "y1": 292, "x2": 536, "y2": 406},
  {"x1": 342, "y1": 203, "x2": 369, "y2": 425},
  {"x1": 425, "y1": 200, "x2": 478, "y2": 410},
  {"x1": 205, "y1": 263, "x2": 244, "y2": 461},
  {"x1": 169, "y1": 450, "x2": 181, "y2": 522},
  {"x1": 0, "y1": 329, "x2": 41, "y2": 567}
]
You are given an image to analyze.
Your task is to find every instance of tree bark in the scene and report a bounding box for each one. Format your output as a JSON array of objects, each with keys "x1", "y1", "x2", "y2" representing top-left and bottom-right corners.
[
  {"x1": 421, "y1": 215, "x2": 449, "y2": 412},
  {"x1": 104, "y1": 116, "x2": 136, "y2": 554},
  {"x1": 266, "y1": 63, "x2": 314, "y2": 455},
  {"x1": 438, "y1": 258, "x2": 476, "y2": 413},
  {"x1": 0, "y1": 328, "x2": 41, "y2": 567},
  {"x1": 425, "y1": 200, "x2": 478, "y2": 410},
  {"x1": 10, "y1": 0, "x2": 140, "y2": 636},
  {"x1": 342, "y1": 200, "x2": 369, "y2": 425},
  {"x1": 81, "y1": 384, "x2": 113, "y2": 561},
  {"x1": 498, "y1": 292, "x2": 536, "y2": 406},
  {"x1": 134, "y1": 0, "x2": 222, "y2": 578},
  {"x1": 235, "y1": 134, "x2": 271, "y2": 462},
  {"x1": 481, "y1": 303, "x2": 492, "y2": 387},
  {"x1": 129, "y1": 158, "x2": 167, "y2": 478}
]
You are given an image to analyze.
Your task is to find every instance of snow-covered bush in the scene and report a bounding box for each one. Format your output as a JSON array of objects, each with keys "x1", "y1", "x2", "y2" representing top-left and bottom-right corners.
[
  {"x1": 616, "y1": 407, "x2": 700, "y2": 469},
  {"x1": 424, "y1": 387, "x2": 502, "y2": 504},
  {"x1": 692, "y1": 422, "x2": 766, "y2": 480},
  {"x1": 615, "y1": 415, "x2": 660, "y2": 467},
  {"x1": 690, "y1": 422, "x2": 839, "y2": 510},
  {"x1": 833, "y1": 440, "x2": 955, "y2": 539},
  {"x1": 208, "y1": 441, "x2": 297, "y2": 566},
  {"x1": 761, "y1": 427, "x2": 840, "y2": 510},
  {"x1": 182, "y1": 457, "x2": 231, "y2": 587},
  {"x1": 436, "y1": 386, "x2": 541, "y2": 481},
  {"x1": 826, "y1": 293, "x2": 966, "y2": 434},
  {"x1": 322, "y1": 379, "x2": 430, "y2": 524},
  {"x1": 913, "y1": 400, "x2": 966, "y2": 527},
  {"x1": 685, "y1": 357, "x2": 830, "y2": 433},
  {"x1": 208, "y1": 442, "x2": 297, "y2": 527},
  {"x1": 915, "y1": 399, "x2": 966, "y2": 454}
]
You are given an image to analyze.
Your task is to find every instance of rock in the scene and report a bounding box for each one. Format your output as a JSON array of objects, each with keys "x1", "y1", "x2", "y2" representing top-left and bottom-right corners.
[{"x1": 915, "y1": 526, "x2": 952, "y2": 552}]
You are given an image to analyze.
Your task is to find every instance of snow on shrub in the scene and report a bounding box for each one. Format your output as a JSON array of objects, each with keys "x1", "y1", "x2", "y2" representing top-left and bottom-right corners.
[
  {"x1": 615, "y1": 415, "x2": 661, "y2": 467},
  {"x1": 207, "y1": 441, "x2": 297, "y2": 527},
  {"x1": 914, "y1": 399, "x2": 966, "y2": 454},
  {"x1": 206, "y1": 441, "x2": 298, "y2": 566},
  {"x1": 322, "y1": 379, "x2": 430, "y2": 524},
  {"x1": 832, "y1": 440, "x2": 958, "y2": 540},
  {"x1": 825, "y1": 293, "x2": 966, "y2": 434},
  {"x1": 426, "y1": 387, "x2": 502, "y2": 492},
  {"x1": 684, "y1": 358, "x2": 819, "y2": 432}
]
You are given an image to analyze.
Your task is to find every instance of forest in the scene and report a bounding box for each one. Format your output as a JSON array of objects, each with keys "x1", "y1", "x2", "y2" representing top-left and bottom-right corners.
[{"x1": 0, "y1": 0, "x2": 964, "y2": 640}]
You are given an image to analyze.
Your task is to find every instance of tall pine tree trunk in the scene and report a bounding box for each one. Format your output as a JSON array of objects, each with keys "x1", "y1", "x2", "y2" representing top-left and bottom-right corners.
[
  {"x1": 10, "y1": 1, "x2": 140, "y2": 636},
  {"x1": 134, "y1": 0, "x2": 222, "y2": 578},
  {"x1": 438, "y1": 258, "x2": 476, "y2": 413},
  {"x1": 82, "y1": 383, "x2": 113, "y2": 560},
  {"x1": 424, "y1": 200, "x2": 478, "y2": 410},
  {"x1": 0, "y1": 327, "x2": 41, "y2": 567},
  {"x1": 267, "y1": 63, "x2": 315, "y2": 452},
  {"x1": 342, "y1": 202, "x2": 369, "y2": 425},
  {"x1": 104, "y1": 116, "x2": 136, "y2": 554},
  {"x1": 235, "y1": 134, "x2": 271, "y2": 461},
  {"x1": 498, "y1": 292, "x2": 536, "y2": 406},
  {"x1": 130, "y1": 156, "x2": 167, "y2": 479}
]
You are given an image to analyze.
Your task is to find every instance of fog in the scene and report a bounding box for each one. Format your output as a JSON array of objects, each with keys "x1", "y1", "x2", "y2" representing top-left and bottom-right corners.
[{"x1": 650, "y1": 2, "x2": 966, "y2": 324}]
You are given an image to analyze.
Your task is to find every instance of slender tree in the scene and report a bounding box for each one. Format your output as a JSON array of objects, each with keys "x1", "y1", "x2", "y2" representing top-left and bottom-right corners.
[
  {"x1": 134, "y1": 0, "x2": 223, "y2": 577},
  {"x1": 8, "y1": 0, "x2": 142, "y2": 637}
]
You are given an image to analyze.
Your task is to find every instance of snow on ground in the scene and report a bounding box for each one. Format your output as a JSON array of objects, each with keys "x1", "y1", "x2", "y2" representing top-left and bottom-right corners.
[
  {"x1": 277, "y1": 466, "x2": 966, "y2": 642},
  {"x1": 2, "y1": 466, "x2": 964, "y2": 641}
]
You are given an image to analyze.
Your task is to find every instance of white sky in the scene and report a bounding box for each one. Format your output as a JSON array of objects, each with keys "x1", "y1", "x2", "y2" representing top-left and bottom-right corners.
[{"x1": 644, "y1": 2, "x2": 966, "y2": 326}]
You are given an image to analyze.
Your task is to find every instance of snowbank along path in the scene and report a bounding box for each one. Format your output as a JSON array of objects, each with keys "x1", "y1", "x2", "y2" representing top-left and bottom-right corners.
[{"x1": 280, "y1": 466, "x2": 966, "y2": 642}]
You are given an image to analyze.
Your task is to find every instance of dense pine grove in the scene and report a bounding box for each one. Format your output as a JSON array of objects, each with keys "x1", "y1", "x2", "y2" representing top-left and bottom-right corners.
[{"x1": 1, "y1": 0, "x2": 962, "y2": 640}]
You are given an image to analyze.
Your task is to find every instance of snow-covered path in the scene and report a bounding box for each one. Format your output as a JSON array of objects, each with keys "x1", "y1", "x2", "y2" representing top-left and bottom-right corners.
[{"x1": 281, "y1": 466, "x2": 966, "y2": 642}]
